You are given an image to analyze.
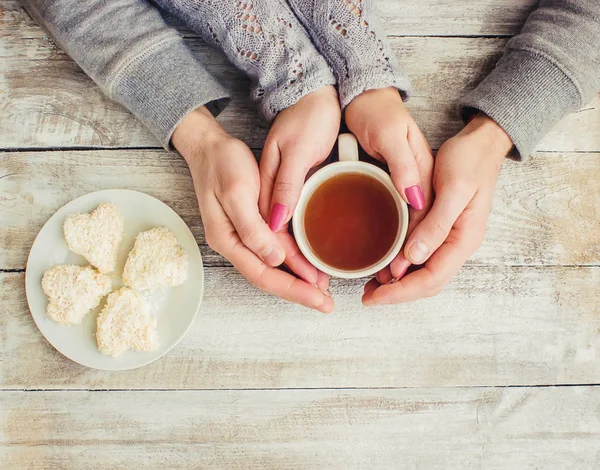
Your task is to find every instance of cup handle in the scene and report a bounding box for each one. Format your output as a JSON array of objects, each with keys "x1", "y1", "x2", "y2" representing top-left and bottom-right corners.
[{"x1": 338, "y1": 133, "x2": 359, "y2": 162}]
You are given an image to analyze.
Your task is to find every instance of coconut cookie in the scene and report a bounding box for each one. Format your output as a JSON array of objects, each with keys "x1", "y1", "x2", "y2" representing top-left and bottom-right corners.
[
  {"x1": 96, "y1": 287, "x2": 158, "y2": 357},
  {"x1": 64, "y1": 203, "x2": 124, "y2": 274},
  {"x1": 42, "y1": 265, "x2": 112, "y2": 325},
  {"x1": 122, "y1": 227, "x2": 188, "y2": 291}
]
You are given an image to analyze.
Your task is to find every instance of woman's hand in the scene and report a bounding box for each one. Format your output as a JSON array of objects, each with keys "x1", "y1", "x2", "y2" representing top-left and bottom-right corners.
[
  {"x1": 345, "y1": 87, "x2": 435, "y2": 283},
  {"x1": 172, "y1": 106, "x2": 334, "y2": 313},
  {"x1": 345, "y1": 87, "x2": 433, "y2": 210},
  {"x1": 259, "y1": 85, "x2": 341, "y2": 232},
  {"x1": 363, "y1": 113, "x2": 514, "y2": 305},
  {"x1": 258, "y1": 85, "x2": 341, "y2": 293}
]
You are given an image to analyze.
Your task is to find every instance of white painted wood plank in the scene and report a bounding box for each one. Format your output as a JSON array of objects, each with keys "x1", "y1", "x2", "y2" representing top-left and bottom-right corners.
[
  {"x1": 1, "y1": 149, "x2": 599, "y2": 270},
  {"x1": 2, "y1": 265, "x2": 600, "y2": 389},
  {"x1": 2, "y1": 17, "x2": 598, "y2": 151},
  {"x1": 376, "y1": 0, "x2": 538, "y2": 37},
  {"x1": 1, "y1": 387, "x2": 600, "y2": 469}
]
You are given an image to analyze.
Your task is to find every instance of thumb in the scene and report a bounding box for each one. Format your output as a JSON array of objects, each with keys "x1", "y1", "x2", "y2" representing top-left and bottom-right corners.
[
  {"x1": 266, "y1": 150, "x2": 310, "y2": 233},
  {"x1": 403, "y1": 184, "x2": 472, "y2": 265}
]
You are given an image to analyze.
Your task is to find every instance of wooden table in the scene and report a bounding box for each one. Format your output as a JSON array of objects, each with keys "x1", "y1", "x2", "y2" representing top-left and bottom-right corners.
[{"x1": 2, "y1": 1, "x2": 600, "y2": 467}]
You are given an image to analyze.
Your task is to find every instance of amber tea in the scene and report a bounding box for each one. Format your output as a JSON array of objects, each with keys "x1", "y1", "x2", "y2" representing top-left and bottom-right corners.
[{"x1": 304, "y1": 173, "x2": 400, "y2": 271}]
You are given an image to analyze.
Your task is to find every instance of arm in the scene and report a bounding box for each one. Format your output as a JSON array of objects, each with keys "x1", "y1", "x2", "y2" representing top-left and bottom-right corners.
[
  {"x1": 152, "y1": 0, "x2": 336, "y2": 121},
  {"x1": 364, "y1": 0, "x2": 600, "y2": 305},
  {"x1": 460, "y1": 0, "x2": 600, "y2": 158},
  {"x1": 24, "y1": 0, "x2": 333, "y2": 311},
  {"x1": 21, "y1": 0, "x2": 230, "y2": 148}
]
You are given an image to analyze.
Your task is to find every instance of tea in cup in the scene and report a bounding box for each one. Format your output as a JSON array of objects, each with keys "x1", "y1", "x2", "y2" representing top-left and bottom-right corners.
[{"x1": 293, "y1": 134, "x2": 409, "y2": 278}]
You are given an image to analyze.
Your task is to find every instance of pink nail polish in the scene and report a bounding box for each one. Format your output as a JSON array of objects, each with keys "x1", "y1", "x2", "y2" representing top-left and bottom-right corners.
[
  {"x1": 405, "y1": 185, "x2": 425, "y2": 210},
  {"x1": 269, "y1": 203, "x2": 287, "y2": 232}
]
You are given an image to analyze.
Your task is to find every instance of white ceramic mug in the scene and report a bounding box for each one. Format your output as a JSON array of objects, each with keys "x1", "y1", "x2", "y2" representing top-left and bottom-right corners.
[{"x1": 292, "y1": 133, "x2": 409, "y2": 279}]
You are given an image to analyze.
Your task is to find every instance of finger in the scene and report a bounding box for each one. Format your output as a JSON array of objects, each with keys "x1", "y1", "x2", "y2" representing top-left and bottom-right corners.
[
  {"x1": 363, "y1": 234, "x2": 470, "y2": 305},
  {"x1": 316, "y1": 270, "x2": 330, "y2": 292},
  {"x1": 367, "y1": 126, "x2": 433, "y2": 291},
  {"x1": 363, "y1": 278, "x2": 379, "y2": 301},
  {"x1": 260, "y1": 139, "x2": 311, "y2": 233},
  {"x1": 389, "y1": 253, "x2": 411, "y2": 280},
  {"x1": 278, "y1": 231, "x2": 319, "y2": 285},
  {"x1": 268, "y1": 151, "x2": 313, "y2": 232},
  {"x1": 204, "y1": 198, "x2": 334, "y2": 313},
  {"x1": 236, "y1": 244, "x2": 334, "y2": 313},
  {"x1": 377, "y1": 135, "x2": 425, "y2": 210},
  {"x1": 407, "y1": 124, "x2": 435, "y2": 227},
  {"x1": 364, "y1": 194, "x2": 490, "y2": 305},
  {"x1": 375, "y1": 266, "x2": 393, "y2": 284},
  {"x1": 246, "y1": 259, "x2": 334, "y2": 313},
  {"x1": 259, "y1": 138, "x2": 280, "y2": 220},
  {"x1": 402, "y1": 184, "x2": 474, "y2": 266},
  {"x1": 379, "y1": 126, "x2": 432, "y2": 283},
  {"x1": 219, "y1": 188, "x2": 286, "y2": 267},
  {"x1": 277, "y1": 229, "x2": 331, "y2": 292},
  {"x1": 260, "y1": 142, "x2": 331, "y2": 291},
  {"x1": 363, "y1": 239, "x2": 464, "y2": 305}
]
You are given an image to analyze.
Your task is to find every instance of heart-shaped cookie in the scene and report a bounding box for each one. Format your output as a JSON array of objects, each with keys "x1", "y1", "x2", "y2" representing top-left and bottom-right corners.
[
  {"x1": 63, "y1": 203, "x2": 124, "y2": 274},
  {"x1": 122, "y1": 227, "x2": 188, "y2": 291},
  {"x1": 42, "y1": 265, "x2": 112, "y2": 324},
  {"x1": 96, "y1": 287, "x2": 158, "y2": 357}
]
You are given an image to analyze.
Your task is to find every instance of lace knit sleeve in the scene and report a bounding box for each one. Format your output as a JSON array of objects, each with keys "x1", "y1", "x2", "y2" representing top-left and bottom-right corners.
[
  {"x1": 154, "y1": 0, "x2": 336, "y2": 121},
  {"x1": 287, "y1": 0, "x2": 411, "y2": 108}
]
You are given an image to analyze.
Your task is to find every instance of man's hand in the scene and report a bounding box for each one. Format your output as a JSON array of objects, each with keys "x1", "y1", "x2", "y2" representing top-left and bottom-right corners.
[
  {"x1": 173, "y1": 106, "x2": 334, "y2": 313},
  {"x1": 363, "y1": 113, "x2": 513, "y2": 305}
]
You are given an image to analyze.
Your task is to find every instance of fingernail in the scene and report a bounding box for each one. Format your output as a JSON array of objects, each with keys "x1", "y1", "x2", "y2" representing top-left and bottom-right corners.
[
  {"x1": 261, "y1": 245, "x2": 284, "y2": 266},
  {"x1": 405, "y1": 185, "x2": 425, "y2": 210},
  {"x1": 408, "y1": 241, "x2": 429, "y2": 264},
  {"x1": 312, "y1": 283, "x2": 332, "y2": 298},
  {"x1": 387, "y1": 266, "x2": 408, "y2": 284},
  {"x1": 269, "y1": 203, "x2": 288, "y2": 232},
  {"x1": 318, "y1": 295, "x2": 334, "y2": 314}
]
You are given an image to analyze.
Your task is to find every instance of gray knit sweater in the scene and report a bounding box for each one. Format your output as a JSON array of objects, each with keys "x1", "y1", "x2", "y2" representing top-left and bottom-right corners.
[{"x1": 22, "y1": 0, "x2": 600, "y2": 157}]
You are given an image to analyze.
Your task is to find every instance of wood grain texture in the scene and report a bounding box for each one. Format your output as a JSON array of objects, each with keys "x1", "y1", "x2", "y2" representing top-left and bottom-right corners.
[
  {"x1": 2, "y1": 3, "x2": 599, "y2": 151},
  {"x1": 1, "y1": 149, "x2": 599, "y2": 271},
  {"x1": 3, "y1": 1, "x2": 600, "y2": 463},
  {"x1": 2, "y1": 265, "x2": 600, "y2": 389},
  {"x1": 2, "y1": 387, "x2": 600, "y2": 469}
]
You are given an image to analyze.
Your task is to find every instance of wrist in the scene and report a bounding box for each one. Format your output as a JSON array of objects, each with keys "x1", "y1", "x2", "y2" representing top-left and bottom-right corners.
[
  {"x1": 347, "y1": 86, "x2": 401, "y2": 108},
  {"x1": 345, "y1": 87, "x2": 403, "y2": 122},
  {"x1": 463, "y1": 112, "x2": 513, "y2": 160},
  {"x1": 172, "y1": 106, "x2": 229, "y2": 164}
]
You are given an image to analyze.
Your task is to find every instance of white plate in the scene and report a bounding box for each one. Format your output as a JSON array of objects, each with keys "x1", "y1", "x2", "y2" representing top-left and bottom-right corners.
[{"x1": 25, "y1": 189, "x2": 203, "y2": 371}]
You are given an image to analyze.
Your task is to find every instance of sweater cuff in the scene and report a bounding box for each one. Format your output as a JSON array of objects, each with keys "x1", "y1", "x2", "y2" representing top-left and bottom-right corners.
[
  {"x1": 340, "y1": 67, "x2": 412, "y2": 110},
  {"x1": 110, "y1": 37, "x2": 230, "y2": 149},
  {"x1": 259, "y1": 52, "x2": 336, "y2": 122},
  {"x1": 459, "y1": 49, "x2": 581, "y2": 159}
]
